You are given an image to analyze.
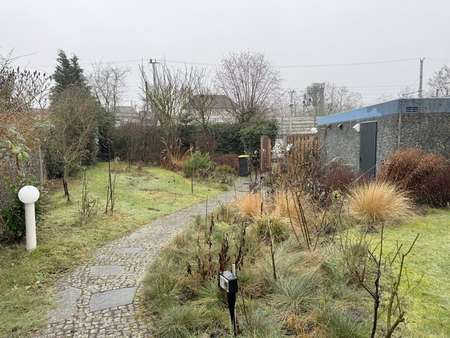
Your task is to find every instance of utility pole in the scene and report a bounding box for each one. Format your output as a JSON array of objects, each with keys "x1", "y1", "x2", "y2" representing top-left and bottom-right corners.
[
  {"x1": 418, "y1": 57, "x2": 425, "y2": 98},
  {"x1": 149, "y1": 58, "x2": 159, "y2": 88},
  {"x1": 318, "y1": 83, "x2": 325, "y2": 116},
  {"x1": 148, "y1": 58, "x2": 160, "y2": 124},
  {"x1": 288, "y1": 89, "x2": 295, "y2": 136}
]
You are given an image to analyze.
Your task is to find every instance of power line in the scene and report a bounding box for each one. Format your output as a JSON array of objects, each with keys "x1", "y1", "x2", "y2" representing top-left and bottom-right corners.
[
  {"x1": 345, "y1": 83, "x2": 418, "y2": 89},
  {"x1": 276, "y1": 57, "x2": 419, "y2": 69},
  {"x1": 160, "y1": 57, "x2": 421, "y2": 69},
  {"x1": 164, "y1": 59, "x2": 217, "y2": 66},
  {"x1": 13, "y1": 56, "x2": 424, "y2": 70}
]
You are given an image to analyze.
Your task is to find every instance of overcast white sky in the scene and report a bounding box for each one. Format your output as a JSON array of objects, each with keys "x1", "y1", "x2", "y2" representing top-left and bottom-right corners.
[{"x1": 2, "y1": 0, "x2": 450, "y2": 107}]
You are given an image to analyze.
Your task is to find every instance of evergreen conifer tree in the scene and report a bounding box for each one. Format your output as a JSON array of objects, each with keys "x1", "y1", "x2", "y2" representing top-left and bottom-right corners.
[{"x1": 51, "y1": 50, "x2": 88, "y2": 101}]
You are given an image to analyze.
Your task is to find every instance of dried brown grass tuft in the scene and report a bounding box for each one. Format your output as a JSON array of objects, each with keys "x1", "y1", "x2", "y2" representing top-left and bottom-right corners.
[
  {"x1": 273, "y1": 191, "x2": 291, "y2": 218},
  {"x1": 348, "y1": 181, "x2": 413, "y2": 224},
  {"x1": 236, "y1": 193, "x2": 263, "y2": 218}
]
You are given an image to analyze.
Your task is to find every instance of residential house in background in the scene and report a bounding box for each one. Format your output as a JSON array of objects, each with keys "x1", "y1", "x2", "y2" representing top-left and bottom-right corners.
[
  {"x1": 115, "y1": 106, "x2": 142, "y2": 126},
  {"x1": 188, "y1": 94, "x2": 235, "y2": 124},
  {"x1": 209, "y1": 95, "x2": 235, "y2": 123}
]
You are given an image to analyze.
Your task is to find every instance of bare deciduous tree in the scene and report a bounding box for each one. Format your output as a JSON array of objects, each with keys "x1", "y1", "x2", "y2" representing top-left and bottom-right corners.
[
  {"x1": 49, "y1": 87, "x2": 98, "y2": 201},
  {"x1": 89, "y1": 63, "x2": 128, "y2": 113},
  {"x1": 139, "y1": 62, "x2": 201, "y2": 158},
  {"x1": 324, "y1": 83, "x2": 363, "y2": 115},
  {"x1": 216, "y1": 51, "x2": 281, "y2": 123},
  {"x1": 428, "y1": 65, "x2": 450, "y2": 97}
]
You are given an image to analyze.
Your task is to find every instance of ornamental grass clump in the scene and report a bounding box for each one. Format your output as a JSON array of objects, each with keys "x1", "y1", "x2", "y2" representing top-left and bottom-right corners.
[
  {"x1": 273, "y1": 191, "x2": 290, "y2": 218},
  {"x1": 237, "y1": 192, "x2": 263, "y2": 218},
  {"x1": 348, "y1": 181, "x2": 413, "y2": 224}
]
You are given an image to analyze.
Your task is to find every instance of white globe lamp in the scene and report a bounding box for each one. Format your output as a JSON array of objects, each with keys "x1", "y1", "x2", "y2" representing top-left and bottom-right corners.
[{"x1": 18, "y1": 185, "x2": 40, "y2": 251}]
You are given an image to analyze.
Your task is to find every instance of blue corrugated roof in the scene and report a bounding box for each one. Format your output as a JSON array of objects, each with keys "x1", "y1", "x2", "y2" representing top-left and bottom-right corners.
[
  {"x1": 317, "y1": 98, "x2": 450, "y2": 125},
  {"x1": 317, "y1": 99, "x2": 399, "y2": 125}
]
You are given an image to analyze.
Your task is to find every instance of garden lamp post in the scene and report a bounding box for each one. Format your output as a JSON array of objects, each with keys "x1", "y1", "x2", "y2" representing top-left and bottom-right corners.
[{"x1": 18, "y1": 185, "x2": 40, "y2": 251}]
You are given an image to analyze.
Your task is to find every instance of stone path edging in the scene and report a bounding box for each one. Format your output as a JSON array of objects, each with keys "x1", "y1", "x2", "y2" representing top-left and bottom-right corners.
[{"x1": 36, "y1": 181, "x2": 247, "y2": 338}]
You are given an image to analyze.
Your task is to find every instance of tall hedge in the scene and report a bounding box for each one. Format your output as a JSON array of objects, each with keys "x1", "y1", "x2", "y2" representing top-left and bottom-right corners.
[
  {"x1": 109, "y1": 119, "x2": 278, "y2": 164},
  {"x1": 179, "y1": 119, "x2": 277, "y2": 155},
  {"x1": 239, "y1": 118, "x2": 278, "y2": 153}
]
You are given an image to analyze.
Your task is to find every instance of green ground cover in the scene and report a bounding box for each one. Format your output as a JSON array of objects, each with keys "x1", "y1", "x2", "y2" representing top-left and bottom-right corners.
[
  {"x1": 143, "y1": 204, "x2": 449, "y2": 338},
  {"x1": 0, "y1": 162, "x2": 222, "y2": 337},
  {"x1": 368, "y1": 208, "x2": 450, "y2": 338},
  {"x1": 143, "y1": 204, "x2": 373, "y2": 338}
]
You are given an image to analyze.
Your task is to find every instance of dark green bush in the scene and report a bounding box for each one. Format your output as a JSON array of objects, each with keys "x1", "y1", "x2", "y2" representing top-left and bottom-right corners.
[
  {"x1": 211, "y1": 123, "x2": 243, "y2": 154},
  {"x1": 179, "y1": 123, "x2": 244, "y2": 154},
  {"x1": 182, "y1": 151, "x2": 213, "y2": 177},
  {"x1": 239, "y1": 117, "x2": 278, "y2": 153},
  {"x1": 212, "y1": 164, "x2": 236, "y2": 184},
  {"x1": 0, "y1": 180, "x2": 45, "y2": 243}
]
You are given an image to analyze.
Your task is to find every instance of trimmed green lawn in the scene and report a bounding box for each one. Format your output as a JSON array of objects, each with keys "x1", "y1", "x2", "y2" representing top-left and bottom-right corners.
[
  {"x1": 369, "y1": 208, "x2": 450, "y2": 338},
  {"x1": 0, "y1": 162, "x2": 222, "y2": 337}
]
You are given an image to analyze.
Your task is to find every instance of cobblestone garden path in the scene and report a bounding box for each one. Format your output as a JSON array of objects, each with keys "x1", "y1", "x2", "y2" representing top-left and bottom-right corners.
[{"x1": 36, "y1": 182, "x2": 247, "y2": 338}]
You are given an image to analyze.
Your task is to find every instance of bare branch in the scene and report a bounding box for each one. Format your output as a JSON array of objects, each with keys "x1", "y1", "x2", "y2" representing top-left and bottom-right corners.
[{"x1": 216, "y1": 51, "x2": 281, "y2": 123}]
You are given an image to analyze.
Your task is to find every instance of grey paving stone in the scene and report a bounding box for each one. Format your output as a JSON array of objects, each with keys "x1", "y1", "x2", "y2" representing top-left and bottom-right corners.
[
  {"x1": 48, "y1": 286, "x2": 81, "y2": 323},
  {"x1": 90, "y1": 265, "x2": 125, "y2": 276},
  {"x1": 89, "y1": 287, "x2": 137, "y2": 312},
  {"x1": 35, "y1": 179, "x2": 249, "y2": 337}
]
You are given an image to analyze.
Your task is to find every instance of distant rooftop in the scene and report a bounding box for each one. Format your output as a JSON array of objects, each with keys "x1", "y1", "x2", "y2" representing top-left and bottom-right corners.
[
  {"x1": 116, "y1": 106, "x2": 138, "y2": 115},
  {"x1": 189, "y1": 94, "x2": 234, "y2": 110},
  {"x1": 317, "y1": 98, "x2": 450, "y2": 126}
]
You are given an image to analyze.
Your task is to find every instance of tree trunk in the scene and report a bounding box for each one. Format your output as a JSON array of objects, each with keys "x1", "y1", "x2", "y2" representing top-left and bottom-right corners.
[
  {"x1": 62, "y1": 167, "x2": 70, "y2": 202},
  {"x1": 370, "y1": 298, "x2": 379, "y2": 338}
]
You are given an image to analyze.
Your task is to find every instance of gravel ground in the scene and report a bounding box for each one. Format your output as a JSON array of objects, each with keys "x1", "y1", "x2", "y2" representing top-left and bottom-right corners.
[{"x1": 35, "y1": 180, "x2": 248, "y2": 338}]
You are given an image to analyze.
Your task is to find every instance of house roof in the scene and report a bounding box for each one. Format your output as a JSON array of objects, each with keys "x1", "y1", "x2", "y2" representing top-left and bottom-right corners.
[
  {"x1": 190, "y1": 94, "x2": 234, "y2": 110},
  {"x1": 116, "y1": 106, "x2": 138, "y2": 115},
  {"x1": 317, "y1": 98, "x2": 450, "y2": 126}
]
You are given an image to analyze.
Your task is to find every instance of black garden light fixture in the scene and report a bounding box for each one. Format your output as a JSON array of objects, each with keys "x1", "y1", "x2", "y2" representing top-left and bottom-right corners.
[{"x1": 218, "y1": 269, "x2": 238, "y2": 336}]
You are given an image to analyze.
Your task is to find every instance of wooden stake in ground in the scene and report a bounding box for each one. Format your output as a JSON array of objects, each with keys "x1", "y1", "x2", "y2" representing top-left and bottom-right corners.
[{"x1": 268, "y1": 219, "x2": 277, "y2": 280}]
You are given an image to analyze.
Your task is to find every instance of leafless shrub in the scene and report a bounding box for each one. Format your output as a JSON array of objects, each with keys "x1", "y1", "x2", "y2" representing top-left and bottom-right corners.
[
  {"x1": 218, "y1": 234, "x2": 230, "y2": 273},
  {"x1": 0, "y1": 53, "x2": 51, "y2": 178},
  {"x1": 105, "y1": 159, "x2": 117, "y2": 215},
  {"x1": 379, "y1": 148, "x2": 450, "y2": 207},
  {"x1": 339, "y1": 226, "x2": 420, "y2": 338},
  {"x1": 234, "y1": 222, "x2": 247, "y2": 270},
  {"x1": 79, "y1": 168, "x2": 97, "y2": 224}
]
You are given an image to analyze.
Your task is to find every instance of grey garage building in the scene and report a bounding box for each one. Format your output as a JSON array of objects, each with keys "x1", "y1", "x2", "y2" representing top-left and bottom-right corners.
[{"x1": 317, "y1": 98, "x2": 450, "y2": 176}]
